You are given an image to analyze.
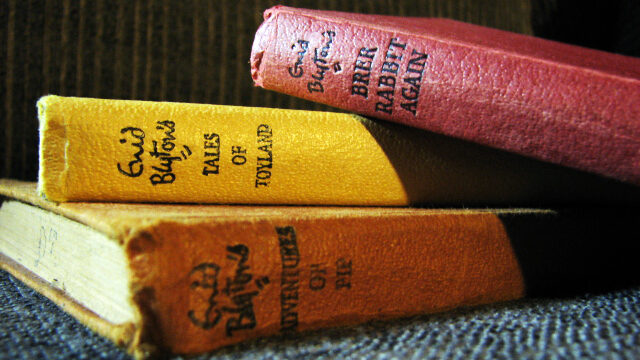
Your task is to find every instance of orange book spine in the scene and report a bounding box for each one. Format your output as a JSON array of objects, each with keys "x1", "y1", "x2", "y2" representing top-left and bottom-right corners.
[
  {"x1": 126, "y1": 210, "x2": 525, "y2": 355},
  {"x1": 4, "y1": 181, "x2": 638, "y2": 358}
]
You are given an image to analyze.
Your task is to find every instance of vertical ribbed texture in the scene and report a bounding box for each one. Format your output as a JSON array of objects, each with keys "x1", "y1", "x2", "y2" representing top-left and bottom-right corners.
[
  {"x1": 142, "y1": 1, "x2": 153, "y2": 100},
  {"x1": 160, "y1": 0, "x2": 170, "y2": 101},
  {"x1": 0, "y1": 0, "x2": 557, "y2": 180},
  {"x1": 190, "y1": 1, "x2": 201, "y2": 102},
  {"x1": 3, "y1": 0, "x2": 15, "y2": 177},
  {"x1": 59, "y1": 0, "x2": 70, "y2": 92},
  {"x1": 218, "y1": 0, "x2": 230, "y2": 105},
  {"x1": 113, "y1": 1, "x2": 125, "y2": 97},
  {"x1": 131, "y1": 0, "x2": 141, "y2": 99},
  {"x1": 75, "y1": 0, "x2": 86, "y2": 96},
  {"x1": 92, "y1": 0, "x2": 104, "y2": 97},
  {"x1": 205, "y1": 0, "x2": 216, "y2": 104}
]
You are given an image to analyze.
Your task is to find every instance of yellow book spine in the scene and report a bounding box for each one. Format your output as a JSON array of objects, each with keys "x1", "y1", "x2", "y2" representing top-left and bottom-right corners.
[
  {"x1": 37, "y1": 95, "x2": 631, "y2": 205},
  {"x1": 39, "y1": 96, "x2": 415, "y2": 205}
]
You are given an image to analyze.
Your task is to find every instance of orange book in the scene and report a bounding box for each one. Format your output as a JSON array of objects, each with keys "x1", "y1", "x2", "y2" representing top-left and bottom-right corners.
[
  {"x1": 2, "y1": 179, "x2": 637, "y2": 358},
  {"x1": 38, "y1": 95, "x2": 638, "y2": 205}
]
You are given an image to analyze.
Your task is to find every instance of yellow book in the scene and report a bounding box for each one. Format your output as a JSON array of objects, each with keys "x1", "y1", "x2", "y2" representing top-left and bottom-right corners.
[{"x1": 38, "y1": 95, "x2": 637, "y2": 205}]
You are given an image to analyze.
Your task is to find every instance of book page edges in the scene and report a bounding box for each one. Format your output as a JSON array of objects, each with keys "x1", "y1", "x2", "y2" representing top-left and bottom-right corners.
[
  {"x1": 0, "y1": 180, "x2": 125, "y2": 238},
  {"x1": 37, "y1": 95, "x2": 69, "y2": 202},
  {"x1": 0, "y1": 182, "x2": 170, "y2": 358},
  {"x1": 0, "y1": 253, "x2": 140, "y2": 352}
]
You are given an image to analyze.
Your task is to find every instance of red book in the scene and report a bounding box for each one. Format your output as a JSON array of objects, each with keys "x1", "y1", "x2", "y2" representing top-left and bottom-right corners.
[{"x1": 251, "y1": 6, "x2": 640, "y2": 185}]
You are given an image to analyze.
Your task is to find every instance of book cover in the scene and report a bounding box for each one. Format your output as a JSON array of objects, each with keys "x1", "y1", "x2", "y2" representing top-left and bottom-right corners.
[
  {"x1": 250, "y1": 6, "x2": 640, "y2": 185},
  {"x1": 2, "y1": 180, "x2": 639, "y2": 358},
  {"x1": 0, "y1": 179, "x2": 526, "y2": 357},
  {"x1": 38, "y1": 95, "x2": 639, "y2": 205}
]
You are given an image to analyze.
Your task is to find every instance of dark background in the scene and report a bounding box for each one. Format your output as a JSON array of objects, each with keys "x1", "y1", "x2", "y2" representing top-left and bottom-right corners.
[{"x1": 1, "y1": 0, "x2": 638, "y2": 181}]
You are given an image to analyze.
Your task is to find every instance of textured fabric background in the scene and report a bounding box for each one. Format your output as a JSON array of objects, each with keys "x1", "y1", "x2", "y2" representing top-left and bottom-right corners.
[{"x1": 2, "y1": 270, "x2": 640, "y2": 359}]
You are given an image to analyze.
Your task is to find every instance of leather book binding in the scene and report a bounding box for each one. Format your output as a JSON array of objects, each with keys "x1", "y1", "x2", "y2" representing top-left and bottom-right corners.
[{"x1": 251, "y1": 6, "x2": 640, "y2": 185}]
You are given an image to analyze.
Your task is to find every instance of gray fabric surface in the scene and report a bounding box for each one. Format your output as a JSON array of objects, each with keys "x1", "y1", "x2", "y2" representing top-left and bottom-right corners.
[{"x1": 2, "y1": 269, "x2": 640, "y2": 359}]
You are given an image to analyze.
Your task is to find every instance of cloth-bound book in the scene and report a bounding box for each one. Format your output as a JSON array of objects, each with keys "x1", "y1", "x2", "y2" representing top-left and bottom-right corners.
[{"x1": 2, "y1": 180, "x2": 639, "y2": 358}]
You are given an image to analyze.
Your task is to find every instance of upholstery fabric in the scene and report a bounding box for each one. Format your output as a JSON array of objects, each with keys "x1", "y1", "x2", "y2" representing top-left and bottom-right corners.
[{"x1": 2, "y1": 270, "x2": 640, "y2": 359}]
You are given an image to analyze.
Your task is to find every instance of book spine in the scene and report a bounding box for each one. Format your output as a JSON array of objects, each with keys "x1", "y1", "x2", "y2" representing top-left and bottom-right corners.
[
  {"x1": 38, "y1": 95, "x2": 416, "y2": 205},
  {"x1": 126, "y1": 211, "x2": 526, "y2": 354},
  {"x1": 36, "y1": 95, "x2": 640, "y2": 206},
  {"x1": 250, "y1": 7, "x2": 640, "y2": 185}
]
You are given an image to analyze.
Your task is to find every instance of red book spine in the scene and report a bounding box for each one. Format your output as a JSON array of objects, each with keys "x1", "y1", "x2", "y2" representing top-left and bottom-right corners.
[{"x1": 251, "y1": 6, "x2": 640, "y2": 185}]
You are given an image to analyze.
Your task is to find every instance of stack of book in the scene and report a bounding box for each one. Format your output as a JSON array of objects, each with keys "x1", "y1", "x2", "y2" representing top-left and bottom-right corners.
[{"x1": 1, "y1": 6, "x2": 639, "y2": 359}]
